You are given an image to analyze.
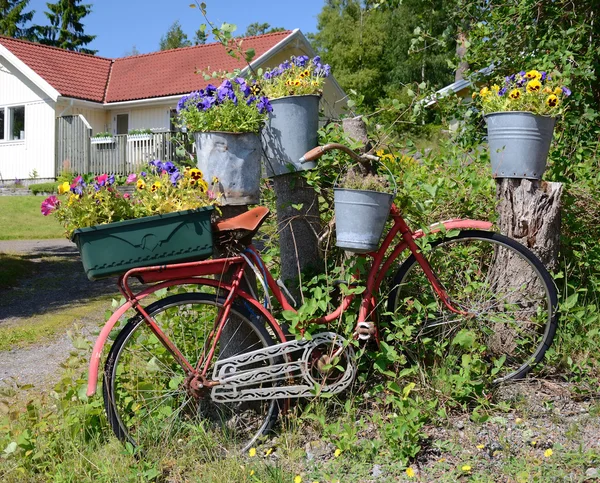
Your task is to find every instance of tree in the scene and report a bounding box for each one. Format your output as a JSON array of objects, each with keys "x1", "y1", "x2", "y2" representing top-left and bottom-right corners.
[
  {"x1": 123, "y1": 45, "x2": 140, "y2": 57},
  {"x1": 159, "y1": 20, "x2": 191, "y2": 50},
  {"x1": 0, "y1": 0, "x2": 36, "y2": 39},
  {"x1": 39, "y1": 0, "x2": 96, "y2": 54},
  {"x1": 193, "y1": 27, "x2": 207, "y2": 45},
  {"x1": 243, "y1": 22, "x2": 285, "y2": 37}
]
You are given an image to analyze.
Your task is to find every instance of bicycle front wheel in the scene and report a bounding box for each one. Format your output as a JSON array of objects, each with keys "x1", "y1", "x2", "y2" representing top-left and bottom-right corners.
[
  {"x1": 103, "y1": 292, "x2": 280, "y2": 454},
  {"x1": 388, "y1": 230, "x2": 558, "y2": 383}
]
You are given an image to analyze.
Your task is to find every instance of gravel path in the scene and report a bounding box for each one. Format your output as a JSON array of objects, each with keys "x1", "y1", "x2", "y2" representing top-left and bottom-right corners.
[{"x1": 0, "y1": 239, "x2": 119, "y2": 388}]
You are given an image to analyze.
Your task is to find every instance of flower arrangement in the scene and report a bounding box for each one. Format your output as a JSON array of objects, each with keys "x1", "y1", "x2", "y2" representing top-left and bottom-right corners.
[
  {"x1": 42, "y1": 160, "x2": 216, "y2": 238},
  {"x1": 176, "y1": 77, "x2": 272, "y2": 133},
  {"x1": 475, "y1": 69, "x2": 571, "y2": 116},
  {"x1": 260, "y1": 55, "x2": 331, "y2": 99}
]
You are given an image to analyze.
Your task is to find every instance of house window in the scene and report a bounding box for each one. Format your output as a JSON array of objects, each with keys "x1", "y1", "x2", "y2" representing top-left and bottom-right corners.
[
  {"x1": 116, "y1": 114, "x2": 129, "y2": 134},
  {"x1": 0, "y1": 105, "x2": 25, "y2": 141}
]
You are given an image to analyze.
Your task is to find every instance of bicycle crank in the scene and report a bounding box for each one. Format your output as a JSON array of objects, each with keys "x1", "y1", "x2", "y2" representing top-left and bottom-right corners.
[{"x1": 211, "y1": 332, "x2": 356, "y2": 402}]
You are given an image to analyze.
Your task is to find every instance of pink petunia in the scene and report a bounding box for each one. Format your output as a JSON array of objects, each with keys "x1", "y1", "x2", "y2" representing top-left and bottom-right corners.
[
  {"x1": 126, "y1": 173, "x2": 137, "y2": 184},
  {"x1": 41, "y1": 195, "x2": 60, "y2": 216},
  {"x1": 96, "y1": 174, "x2": 108, "y2": 185},
  {"x1": 123, "y1": 193, "x2": 131, "y2": 199},
  {"x1": 70, "y1": 175, "x2": 83, "y2": 188}
]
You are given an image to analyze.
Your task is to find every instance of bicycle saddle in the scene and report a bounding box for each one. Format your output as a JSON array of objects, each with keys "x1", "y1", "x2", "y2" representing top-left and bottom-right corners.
[{"x1": 214, "y1": 206, "x2": 270, "y2": 237}]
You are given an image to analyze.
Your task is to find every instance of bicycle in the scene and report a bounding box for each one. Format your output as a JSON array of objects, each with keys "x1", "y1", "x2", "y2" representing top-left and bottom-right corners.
[{"x1": 85, "y1": 143, "x2": 558, "y2": 453}]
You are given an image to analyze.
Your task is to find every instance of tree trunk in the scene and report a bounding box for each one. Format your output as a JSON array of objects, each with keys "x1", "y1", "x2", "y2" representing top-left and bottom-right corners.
[
  {"x1": 455, "y1": 30, "x2": 469, "y2": 82},
  {"x1": 273, "y1": 173, "x2": 322, "y2": 305},
  {"x1": 495, "y1": 179, "x2": 563, "y2": 271}
]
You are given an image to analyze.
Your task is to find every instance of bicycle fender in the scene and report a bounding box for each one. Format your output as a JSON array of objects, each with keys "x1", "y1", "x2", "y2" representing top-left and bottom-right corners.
[
  {"x1": 419, "y1": 219, "x2": 493, "y2": 237},
  {"x1": 87, "y1": 300, "x2": 135, "y2": 396}
]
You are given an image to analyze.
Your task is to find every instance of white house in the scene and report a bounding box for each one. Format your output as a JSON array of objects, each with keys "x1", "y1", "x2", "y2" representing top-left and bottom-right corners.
[{"x1": 0, "y1": 30, "x2": 346, "y2": 182}]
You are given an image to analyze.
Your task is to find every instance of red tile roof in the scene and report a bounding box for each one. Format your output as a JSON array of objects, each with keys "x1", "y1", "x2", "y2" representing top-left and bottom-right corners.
[
  {"x1": 0, "y1": 32, "x2": 292, "y2": 103},
  {"x1": 0, "y1": 36, "x2": 112, "y2": 102}
]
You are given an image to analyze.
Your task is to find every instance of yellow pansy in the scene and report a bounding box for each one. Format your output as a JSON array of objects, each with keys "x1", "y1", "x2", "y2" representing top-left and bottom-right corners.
[
  {"x1": 248, "y1": 447, "x2": 256, "y2": 457},
  {"x1": 188, "y1": 168, "x2": 203, "y2": 180},
  {"x1": 525, "y1": 70, "x2": 542, "y2": 80},
  {"x1": 299, "y1": 69, "x2": 311, "y2": 78},
  {"x1": 480, "y1": 86, "x2": 490, "y2": 97},
  {"x1": 491, "y1": 84, "x2": 500, "y2": 92},
  {"x1": 150, "y1": 181, "x2": 162, "y2": 192},
  {"x1": 136, "y1": 179, "x2": 146, "y2": 190},
  {"x1": 554, "y1": 87, "x2": 563, "y2": 95},
  {"x1": 58, "y1": 181, "x2": 70, "y2": 194},
  {"x1": 406, "y1": 467, "x2": 415, "y2": 478},
  {"x1": 526, "y1": 79, "x2": 542, "y2": 93},
  {"x1": 543, "y1": 86, "x2": 553, "y2": 94},
  {"x1": 509, "y1": 89, "x2": 521, "y2": 100},
  {"x1": 546, "y1": 95, "x2": 559, "y2": 107}
]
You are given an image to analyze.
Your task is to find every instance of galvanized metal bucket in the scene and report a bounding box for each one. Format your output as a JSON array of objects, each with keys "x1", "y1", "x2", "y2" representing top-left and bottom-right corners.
[
  {"x1": 334, "y1": 188, "x2": 394, "y2": 253},
  {"x1": 261, "y1": 94, "x2": 320, "y2": 177},
  {"x1": 195, "y1": 131, "x2": 261, "y2": 205},
  {"x1": 485, "y1": 112, "x2": 555, "y2": 180}
]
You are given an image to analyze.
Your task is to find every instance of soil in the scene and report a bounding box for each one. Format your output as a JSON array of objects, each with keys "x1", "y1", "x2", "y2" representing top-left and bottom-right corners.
[{"x1": 0, "y1": 239, "x2": 118, "y2": 388}]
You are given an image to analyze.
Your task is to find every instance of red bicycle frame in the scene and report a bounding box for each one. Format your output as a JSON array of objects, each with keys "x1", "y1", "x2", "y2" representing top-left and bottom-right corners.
[{"x1": 86, "y1": 203, "x2": 491, "y2": 396}]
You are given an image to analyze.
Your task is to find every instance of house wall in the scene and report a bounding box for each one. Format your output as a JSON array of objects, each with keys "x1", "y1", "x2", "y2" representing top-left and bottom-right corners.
[
  {"x1": 56, "y1": 101, "x2": 108, "y2": 134},
  {"x1": 0, "y1": 57, "x2": 56, "y2": 180},
  {"x1": 107, "y1": 106, "x2": 173, "y2": 133}
]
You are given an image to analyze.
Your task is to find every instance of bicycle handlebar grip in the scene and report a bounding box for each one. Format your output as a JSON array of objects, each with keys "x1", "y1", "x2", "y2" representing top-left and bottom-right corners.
[{"x1": 299, "y1": 146, "x2": 325, "y2": 164}]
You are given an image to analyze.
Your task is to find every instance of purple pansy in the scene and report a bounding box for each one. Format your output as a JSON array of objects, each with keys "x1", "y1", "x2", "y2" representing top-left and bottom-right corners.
[
  {"x1": 256, "y1": 96, "x2": 273, "y2": 114},
  {"x1": 562, "y1": 86, "x2": 571, "y2": 97}
]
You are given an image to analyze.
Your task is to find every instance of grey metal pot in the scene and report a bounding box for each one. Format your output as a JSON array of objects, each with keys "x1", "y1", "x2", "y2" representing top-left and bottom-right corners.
[
  {"x1": 261, "y1": 94, "x2": 320, "y2": 177},
  {"x1": 334, "y1": 188, "x2": 394, "y2": 253},
  {"x1": 485, "y1": 111, "x2": 556, "y2": 180},
  {"x1": 195, "y1": 131, "x2": 261, "y2": 205}
]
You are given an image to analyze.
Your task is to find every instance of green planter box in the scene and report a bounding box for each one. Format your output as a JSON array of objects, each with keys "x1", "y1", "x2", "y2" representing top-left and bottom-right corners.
[{"x1": 72, "y1": 206, "x2": 214, "y2": 281}]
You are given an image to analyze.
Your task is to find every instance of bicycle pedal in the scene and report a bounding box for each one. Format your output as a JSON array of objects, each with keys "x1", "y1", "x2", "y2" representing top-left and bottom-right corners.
[{"x1": 356, "y1": 321, "x2": 376, "y2": 341}]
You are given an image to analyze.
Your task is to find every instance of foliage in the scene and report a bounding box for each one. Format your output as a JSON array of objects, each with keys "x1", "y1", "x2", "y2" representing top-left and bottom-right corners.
[
  {"x1": 176, "y1": 77, "x2": 271, "y2": 133},
  {"x1": 93, "y1": 132, "x2": 112, "y2": 138},
  {"x1": 159, "y1": 20, "x2": 191, "y2": 51},
  {"x1": 260, "y1": 55, "x2": 331, "y2": 99},
  {"x1": 475, "y1": 69, "x2": 571, "y2": 116},
  {"x1": 127, "y1": 129, "x2": 152, "y2": 135},
  {"x1": 243, "y1": 22, "x2": 284, "y2": 37},
  {"x1": 0, "y1": 0, "x2": 36, "y2": 40},
  {"x1": 41, "y1": 161, "x2": 215, "y2": 238},
  {"x1": 28, "y1": 182, "x2": 56, "y2": 195},
  {"x1": 38, "y1": 0, "x2": 96, "y2": 54},
  {"x1": 338, "y1": 168, "x2": 390, "y2": 192}
]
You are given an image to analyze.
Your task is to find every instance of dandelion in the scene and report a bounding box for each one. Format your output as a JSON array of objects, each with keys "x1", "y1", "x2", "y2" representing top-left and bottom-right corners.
[
  {"x1": 334, "y1": 449, "x2": 342, "y2": 458},
  {"x1": 294, "y1": 476, "x2": 302, "y2": 483},
  {"x1": 248, "y1": 447, "x2": 257, "y2": 457},
  {"x1": 526, "y1": 79, "x2": 542, "y2": 93},
  {"x1": 461, "y1": 465, "x2": 472, "y2": 473},
  {"x1": 265, "y1": 447, "x2": 273, "y2": 456},
  {"x1": 509, "y1": 89, "x2": 521, "y2": 100},
  {"x1": 476, "y1": 444, "x2": 485, "y2": 450},
  {"x1": 250, "y1": 469, "x2": 255, "y2": 476},
  {"x1": 544, "y1": 449, "x2": 553, "y2": 458},
  {"x1": 531, "y1": 440, "x2": 537, "y2": 446},
  {"x1": 406, "y1": 467, "x2": 415, "y2": 478},
  {"x1": 546, "y1": 95, "x2": 559, "y2": 107}
]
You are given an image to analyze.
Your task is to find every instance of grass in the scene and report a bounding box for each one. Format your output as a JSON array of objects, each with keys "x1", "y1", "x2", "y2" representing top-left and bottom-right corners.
[{"x1": 0, "y1": 196, "x2": 65, "y2": 240}]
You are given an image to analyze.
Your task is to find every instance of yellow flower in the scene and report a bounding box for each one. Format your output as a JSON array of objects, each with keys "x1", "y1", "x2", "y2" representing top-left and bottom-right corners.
[
  {"x1": 248, "y1": 447, "x2": 256, "y2": 457},
  {"x1": 491, "y1": 84, "x2": 500, "y2": 92},
  {"x1": 509, "y1": 89, "x2": 521, "y2": 100},
  {"x1": 480, "y1": 86, "x2": 490, "y2": 97},
  {"x1": 546, "y1": 95, "x2": 559, "y2": 107},
  {"x1": 531, "y1": 440, "x2": 537, "y2": 446},
  {"x1": 250, "y1": 470, "x2": 255, "y2": 476},
  {"x1": 472, "y1": 92, "x2": 478, "y2": 99},
  {"x1": 515, "y1": 417, "x2": 523, "y2": 424},
  {"x1": 476, "y1": 444, "x2": 485, "y2": 450},
  {"x1": 526, "y1": 79, "x2": 542, "y2": 93},
  {"x1": 58, "y1": 181, "x2": 70, "y2": 194},
  {"x1": 136, "y1": 179, "x2": 146, "y2": 190},
  {"x1": 543, "y1": 86, "x2": 553, "y2": 94},
  {"x1": 212, "y1": 176, "x2": 219, "y2": 184},
  {"x1": 151, "y1": 181, "x2": 162, "y2": 192},
  {"x1": 334, "y1": 449, "x2": 342, "y2": 458},
  {"x1": 68, "y1": 194, "x2": 78, "y2": 206},
  {"x1": 188, "y1": 168, "x2": 203, "y2": 180},
  {"x1": 544, "y1": 449, "x2": 553, "y2": 458},
  {"x1": 554, "y1": 87, "x2": 563, "y2": 95},
  {"x1": 526, "y1": 70, "x2": 542, "y2": 80},
  {"x1": 265, "y1": 447, "x2": 273, "y2": 456},
  {"x1": 294, "y1": 476, "x2": 302, "y2": 483},
  {"x1": 299, "y1": 69, "x2": 310, "y2": 78},
  {"x1": 406, "y1": 467, "x2": 415, "y2": 478},
  {"x1": 461, "y1": 465, "x2": 472, "y2": 473}
]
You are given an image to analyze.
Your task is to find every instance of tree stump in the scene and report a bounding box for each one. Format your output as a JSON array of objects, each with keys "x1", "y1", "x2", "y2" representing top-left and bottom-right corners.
[
  {"x1": 273, "y1": 173, "x2": 322, "y2": 305},
  {"x1": 495, "y1": 179, "x2": 563, "y2": 271}
]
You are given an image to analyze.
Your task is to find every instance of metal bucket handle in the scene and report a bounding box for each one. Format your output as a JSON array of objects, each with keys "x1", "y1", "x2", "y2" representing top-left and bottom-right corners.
[{"x1": 333, "y1": 157, "x2": 398, "y2": 195}]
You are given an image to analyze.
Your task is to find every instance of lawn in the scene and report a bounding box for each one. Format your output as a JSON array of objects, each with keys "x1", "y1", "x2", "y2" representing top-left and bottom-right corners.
[{"x1": 0, "y1": 196, "x2": 65, "y2": 240}]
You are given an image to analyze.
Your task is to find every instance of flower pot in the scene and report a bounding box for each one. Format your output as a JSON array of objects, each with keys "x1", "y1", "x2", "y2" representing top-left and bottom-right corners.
[
  {"x1": 334, "y1": 188, "x2": 393, "y2": 253},
  {"x1": 261, "y1": 94, "x2": 320, "y2": 177},
  {"x1": 127, "y1": 134, "x2": 153, "y2": 142},
  {"x1": 195, "y1": 132, "x2": 262, "y2": 205},
  {"x1": 485, "y1": 112, "x2": 555, "y2": 180},
  {"x1": 91, "y1": 136, "x2": 115, "y2": 144},
  {"x1": 72, "y1": 206, "x2": 214, "y2": 281}
]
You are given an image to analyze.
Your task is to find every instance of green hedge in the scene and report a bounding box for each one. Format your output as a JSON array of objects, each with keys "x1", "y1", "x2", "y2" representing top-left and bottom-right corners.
[{"x1": 29, "y1": 182, "x2": 57, "y2": 195}]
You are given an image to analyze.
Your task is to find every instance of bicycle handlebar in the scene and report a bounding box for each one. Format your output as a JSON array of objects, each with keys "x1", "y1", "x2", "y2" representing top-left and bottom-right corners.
[{"x1": 299, "y1": 143, "x2": 380, "y2": 165}]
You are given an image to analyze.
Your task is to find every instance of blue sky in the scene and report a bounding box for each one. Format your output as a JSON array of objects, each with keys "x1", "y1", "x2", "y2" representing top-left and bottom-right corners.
[{"x1": 26, "y1": 0, "x2": 324, "y2": 58}]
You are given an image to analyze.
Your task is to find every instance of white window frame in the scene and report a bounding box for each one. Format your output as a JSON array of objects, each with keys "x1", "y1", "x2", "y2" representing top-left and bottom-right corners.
[{"x1": 0, "y1": 104, "x2": 26, "y2": 142}]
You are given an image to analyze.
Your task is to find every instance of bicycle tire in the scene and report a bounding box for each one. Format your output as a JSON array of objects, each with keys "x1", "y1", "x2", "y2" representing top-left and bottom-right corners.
[
  {"x1": 387, "y1": 230, "x2": 558, "y2": 383},
  {"x1": 103, "y1": 292, "x2": 280, "y2": 453}
]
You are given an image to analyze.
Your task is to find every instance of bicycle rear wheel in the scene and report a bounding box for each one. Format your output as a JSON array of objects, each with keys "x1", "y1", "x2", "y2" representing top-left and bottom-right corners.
[
  {"x1": 103, "y1": 292, "x2": 280, "y2": 454},
  {"x1": 388, "y1": 230, "x2": 558, "y2": 383}
]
